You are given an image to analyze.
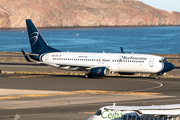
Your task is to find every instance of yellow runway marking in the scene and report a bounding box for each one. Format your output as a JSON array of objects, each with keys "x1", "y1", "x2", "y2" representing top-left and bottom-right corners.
[
  {"x1": 73, "y1": 90, "x2": 162, "y2": 95},
  {"x1": 0, "y1": 92, "x2": 80, "y2": 100},
  {"x1": 0, "y1": 90, "x2": 162, "y2": 100},
  {"x1": 8, "y1": 75, "x2": 53, "y2": 78}
]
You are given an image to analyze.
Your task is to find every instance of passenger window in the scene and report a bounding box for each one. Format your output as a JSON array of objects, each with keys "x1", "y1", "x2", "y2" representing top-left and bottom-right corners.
[
  {"x1": 123, "y1": 115, "x2": 127, "y2": 120},
  {"x1": 128, "y1": 115, "x2": 132, "y2": 120},
  {"x1": 133, "y1": 116, "x2": 136, "y2": 120}
]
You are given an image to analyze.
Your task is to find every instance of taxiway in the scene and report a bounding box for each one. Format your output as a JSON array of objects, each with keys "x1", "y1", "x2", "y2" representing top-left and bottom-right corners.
[{"x1": 0, "y1": 74, "x2": 180, "y2": 120}]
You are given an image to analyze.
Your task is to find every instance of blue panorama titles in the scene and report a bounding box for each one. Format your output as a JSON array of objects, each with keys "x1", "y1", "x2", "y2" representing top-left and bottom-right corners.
[{"x1": 101, "y1": 111, "x2": 124, "y2": 119}]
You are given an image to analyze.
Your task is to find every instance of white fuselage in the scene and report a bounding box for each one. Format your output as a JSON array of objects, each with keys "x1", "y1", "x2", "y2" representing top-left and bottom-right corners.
[
  {"x1": 41, "y1": 52, "x2": 164, "y2": 74},
  {"x1": 87, "y1": 104, "x2": 180, "y2": 120}
]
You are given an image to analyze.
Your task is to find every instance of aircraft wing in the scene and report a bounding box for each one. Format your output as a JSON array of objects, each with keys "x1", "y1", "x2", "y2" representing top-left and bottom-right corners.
[
  {"x1": 37, "y1": 61, "x2": 110, "y2": 68},
  {"x1": 137, "y1": 104, "x2": 180, "y2": 116},
  {"x1": 139, "y1": 109, "x2": 180, "y2": 115}
]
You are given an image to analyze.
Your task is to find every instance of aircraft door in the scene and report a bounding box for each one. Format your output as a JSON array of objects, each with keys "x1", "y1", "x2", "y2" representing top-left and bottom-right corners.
[
  {"x1": 149, "y1": 58, "x2": 154, "y2": 67},
  {"x1": 45, "y1": 55, "x2": 49, "y2": 62}
]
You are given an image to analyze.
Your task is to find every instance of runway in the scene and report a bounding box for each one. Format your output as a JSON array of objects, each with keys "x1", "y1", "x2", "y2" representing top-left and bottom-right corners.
[{"x1": 0, "y1": 74, "x2": 180, "y2": 120}]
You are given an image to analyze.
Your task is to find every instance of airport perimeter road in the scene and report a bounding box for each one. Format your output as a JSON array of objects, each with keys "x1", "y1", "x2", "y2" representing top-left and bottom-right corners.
[{"x1": 0, "y1": 74, "x2": 180, "y2": 120}]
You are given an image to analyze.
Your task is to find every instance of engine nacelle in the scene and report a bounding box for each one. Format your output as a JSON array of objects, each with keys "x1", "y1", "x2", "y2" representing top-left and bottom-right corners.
[{"x1": 90, "y1": 67, "x2": 110, "y2": 76}]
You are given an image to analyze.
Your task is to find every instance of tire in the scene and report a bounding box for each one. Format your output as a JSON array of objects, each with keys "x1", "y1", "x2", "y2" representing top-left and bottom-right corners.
[
  {"x1": 85, "y1": 74, "x2": 89, "y2": 78},
  {"x1": 156, "y1": 76, "x2": 159, "y2": 79},
  {"x1": 85, "y1": 73, "x2": 92, "y2": 78}
]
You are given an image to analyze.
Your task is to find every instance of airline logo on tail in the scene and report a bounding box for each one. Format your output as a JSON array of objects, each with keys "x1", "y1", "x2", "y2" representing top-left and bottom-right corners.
[{"x1": 30, "y1": 32, "x2": 39, "y2": 45}]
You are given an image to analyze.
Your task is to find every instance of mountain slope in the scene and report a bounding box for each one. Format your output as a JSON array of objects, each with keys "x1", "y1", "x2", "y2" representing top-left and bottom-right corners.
[{"x1": 0, "y1": 0, "x2": 180, "y2": 28}]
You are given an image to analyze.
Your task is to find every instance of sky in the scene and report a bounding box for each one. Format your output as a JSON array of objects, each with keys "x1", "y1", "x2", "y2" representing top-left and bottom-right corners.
[{"x1": 136, "y1": 0, "x2": 180, "y2": 12}]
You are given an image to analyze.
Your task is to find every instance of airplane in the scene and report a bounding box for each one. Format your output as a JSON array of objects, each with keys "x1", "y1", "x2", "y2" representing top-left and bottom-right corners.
[
  {"x1": 87, "y1": 103, "x2": 180, "y2": 120},
  {"x1": 22, "y1": 19, "x2": 175, "y2": 79}
]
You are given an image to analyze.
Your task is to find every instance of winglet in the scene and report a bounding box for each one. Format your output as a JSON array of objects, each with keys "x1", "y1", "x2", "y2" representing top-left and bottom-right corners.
[
  {"x1": 13, "y1": 114, "x2": 21, "y2": 120},
  {"x1": 21, "y1": 49, "x2": 32, "y2": 62},
  {"x1": 113, "y1": 103, "x2": 116, "y2": 106},
  {"x1": 120, "y1": 47, "x2": 124, "y2": 53}
]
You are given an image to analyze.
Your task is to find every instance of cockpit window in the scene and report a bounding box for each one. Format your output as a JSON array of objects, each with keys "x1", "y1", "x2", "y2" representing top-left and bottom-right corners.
[
  {"x1": 95, "y1": 110, "x2": 102, "y2": 115},
  {"x1": 159, "y1": 58, "x2": 169, "y2": 63}
]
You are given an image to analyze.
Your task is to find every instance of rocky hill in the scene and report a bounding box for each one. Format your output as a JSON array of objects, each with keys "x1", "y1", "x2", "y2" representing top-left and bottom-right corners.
[{"x1": 0, "y1": 0, "x2": 180, "y2": 28}]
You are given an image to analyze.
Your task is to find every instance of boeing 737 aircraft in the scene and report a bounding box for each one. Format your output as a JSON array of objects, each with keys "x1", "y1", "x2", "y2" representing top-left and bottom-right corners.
[
  {"x1": 87, "y1": 103, "x2": 180, "y2": 120},
  {"x1": 22, "y1": 19, "x2": 175, "y2": 79}
]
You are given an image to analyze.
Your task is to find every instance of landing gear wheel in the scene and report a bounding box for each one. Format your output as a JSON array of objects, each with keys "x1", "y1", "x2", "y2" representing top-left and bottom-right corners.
[
  {"x1": 85, "y1": 74, "x2": 88, "y2": 78},
  {"x1": 85, "y1": 73, "x2": 92, "y2": 78},
  {"x1": 156, "y1": 74, "x2": 160, "y2": 79}
]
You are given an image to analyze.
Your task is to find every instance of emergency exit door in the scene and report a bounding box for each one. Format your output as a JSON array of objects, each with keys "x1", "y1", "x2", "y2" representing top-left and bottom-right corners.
[{"x1": 149, "y1": 58, "x2": 154, "y2": 67}]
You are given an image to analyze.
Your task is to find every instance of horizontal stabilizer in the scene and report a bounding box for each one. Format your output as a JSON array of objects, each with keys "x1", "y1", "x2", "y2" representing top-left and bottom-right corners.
[
  {"x1": 29, "y1": 54, "x2": 39, "y2": 56},
  {"x1": 21, "y1": 49, "x2": 32, "y2": 62}
]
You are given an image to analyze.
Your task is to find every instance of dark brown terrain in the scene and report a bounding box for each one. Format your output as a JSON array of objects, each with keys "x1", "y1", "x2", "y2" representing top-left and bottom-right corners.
[{"x1": 0, "y1": 0, "x2": 180, "y2": 28}]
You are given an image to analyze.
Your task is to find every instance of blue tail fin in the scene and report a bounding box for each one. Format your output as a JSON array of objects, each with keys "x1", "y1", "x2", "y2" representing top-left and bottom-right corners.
[{"x1": 26, "y1": 19, "x2": 60, "y2": 54}]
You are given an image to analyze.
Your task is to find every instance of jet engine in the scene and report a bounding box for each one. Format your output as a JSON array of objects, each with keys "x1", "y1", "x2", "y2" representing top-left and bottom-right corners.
[{"x1": 90, "y1": 67, "x2": 110, "y2": 76}]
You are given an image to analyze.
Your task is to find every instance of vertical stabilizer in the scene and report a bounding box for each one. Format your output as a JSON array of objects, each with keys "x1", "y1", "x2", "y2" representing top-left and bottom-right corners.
[{"x1": 26, "y1": 19, "x2": 60, "y2": 54}]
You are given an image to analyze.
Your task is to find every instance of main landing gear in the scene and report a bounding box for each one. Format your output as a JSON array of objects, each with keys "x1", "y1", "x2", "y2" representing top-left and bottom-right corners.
[{"x1": 85, "y1": 73, "x2": 92, "y2": 78}]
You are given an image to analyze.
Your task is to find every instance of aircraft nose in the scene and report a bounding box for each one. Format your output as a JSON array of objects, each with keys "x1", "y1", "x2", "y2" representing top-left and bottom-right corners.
[
  {"x1": 164, "y1": 62, "x2": 175, "y2": 72},
  {"x1": 87, "y1": 115, "x2": 95, "y2": 120}
]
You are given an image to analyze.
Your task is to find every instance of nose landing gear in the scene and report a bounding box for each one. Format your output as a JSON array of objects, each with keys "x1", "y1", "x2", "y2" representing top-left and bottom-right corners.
[{"x1": 156, "y1": 74, "x2": 160, "y2": 79}]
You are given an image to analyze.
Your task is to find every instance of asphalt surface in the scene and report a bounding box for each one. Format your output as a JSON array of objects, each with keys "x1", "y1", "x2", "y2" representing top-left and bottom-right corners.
[
  {"x1": 0, "y1": 74, "x2": 180, "y2": 120},
  {"x1": 0, "y1": 54, "x2": 180, "y2": 120}
]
